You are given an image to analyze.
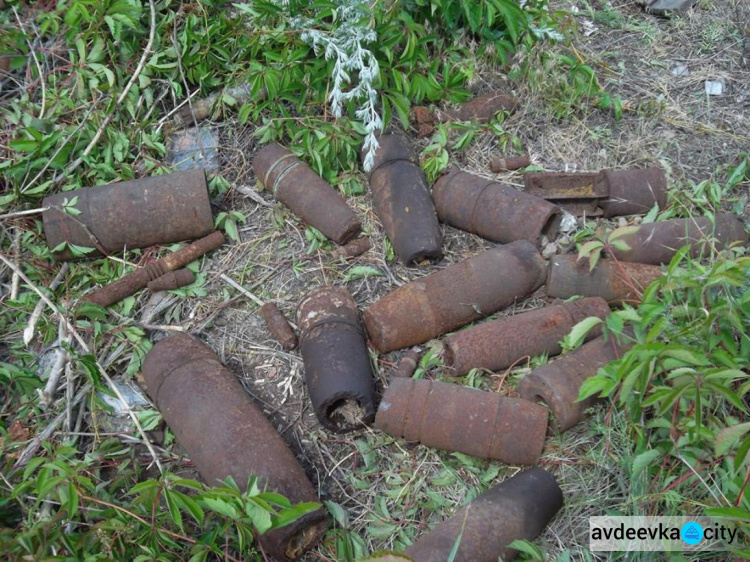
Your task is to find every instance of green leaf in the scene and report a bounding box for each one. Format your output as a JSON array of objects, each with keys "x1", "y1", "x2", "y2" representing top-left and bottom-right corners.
[
  {"x1": 563, "y1": 316, "x2": 603, "y2": 350},
  {"x1": 632, "y1": 448, "x2": 662, "y2": 478},
  {"x1": 715, "y1": 423, "x2": 750, "y2": 457},
  {"x1": 507, "y1": 539, "x2": 544, "y2": 560},
  {"x1": 324, "y1": 500, "x2": 349, "y2": 528},
  {"x1": 202, "y1": 497, "x2": 239, "y2": 519}
]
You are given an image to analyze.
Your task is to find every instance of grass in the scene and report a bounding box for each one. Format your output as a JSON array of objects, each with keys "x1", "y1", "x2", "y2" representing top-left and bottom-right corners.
[{"x1": 2, "y1": 0, "x2": 750, "y2": 560}]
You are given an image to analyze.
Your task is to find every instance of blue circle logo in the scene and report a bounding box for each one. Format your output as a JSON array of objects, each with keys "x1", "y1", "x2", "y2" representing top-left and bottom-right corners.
[{"x1": 681, "y1": 522, "x2": 704, "y2": 545}]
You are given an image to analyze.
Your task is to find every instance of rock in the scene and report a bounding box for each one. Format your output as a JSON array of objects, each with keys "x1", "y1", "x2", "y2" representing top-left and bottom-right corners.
[{"x1": 705, "y1": 79, "x2": 725, "y2": 96}]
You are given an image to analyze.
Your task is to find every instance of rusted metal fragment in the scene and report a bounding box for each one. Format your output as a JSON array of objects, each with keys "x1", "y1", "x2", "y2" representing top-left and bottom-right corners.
[
  {"x1": 364, "y1": 131, "x2": 442, "y2": 265},
  {"x1": 254, "y1": 144, "x2": 361, "y2": 245},
  {"x1": 404, "y1": 467, "x2": 563, "y2": 562},
  {"x1": 141, "y1": 334, "x2": 328, "y2": 560},
  {"x1": 489, "y1": 155, "x2": 531, "y2": 173},
  {"x1": 167, "y1": 126, "x2": 219, "y2": 173},
  {"x1": 524, "y1": 171, "x2": 605, "y2": 200},
  {"x1": 329, "y1": 237, "x2": 371, "y2": 260},
  {"x1": 375, "y1": 378, "x2": 547, "y2": 465},
  {"x1": 43, "y1": 170, "x2": 214, "y2": 261},
  {"x1": 297, "y1": 286, "x2": 375, "y2": 433},
  {"x1": 436, "y1": 91, "x2": 518, "y2": 123},
  {"x1": 83, "y1": 231, "x2": 224, "y2": 308},
  {"x1": 547, "y1": 255, "x2": 663, "y2": 305},
  {"x1": 598, "y1": 167, "x2": 667, "y2": 217},
  {"x1": 259, "y1": 302, "x2": 297, "y2": 351},
  {"x1": 147, "y1": 269, "x2": 196, "y2": 292},
  {"x1": 413, "y1": 106, "x2": 436, "y2": 138},
  {"x1": 363, "y1": 241, "x2": 547, "y2": 353},
  {"x1": 443, "y1": 297, "x2": 610, "y2": 376},
  {"x1": 394, "y1": 349, "x2": 422, "y2": 378},
  {"x1": 609, "y1": 213, "x2": 748, "y2": 265},
  {"x1": 518, "y1": 334, "x2": 630, "y2": 432},
  {"x1": 433, "y1": 167, "x2": 562, "y2": 247}
]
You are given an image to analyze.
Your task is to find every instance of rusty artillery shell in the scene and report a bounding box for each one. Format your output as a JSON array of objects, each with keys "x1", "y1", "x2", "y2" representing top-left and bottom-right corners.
[
  {"x1": 363, "y1": 241, "x2": 547, "y2": 353},
  {"x1": 394, "y1": 349, "x2": 422, "y2": 378},
  {"x1": 609, "y1": 213, "x2": 748, "y2": 265},
  {"x1": 141, "y1": 334, "x2": 328, "y2": 560},
  {"x1": 297, "y1": 286, "x2": 375, "y2": 433},
  {"x1": 364, "y1": 131, "x2": 442, "y2": 265},
  {"x1": 329, "y1": 237, "x2": 371, "y2": 260},
  {"x1": 489, "y1": 155, "x2": 531, "y2": 173},
  {"x1": 259, "y1": 302, "x2": 298, "y2": 351},
  {"x1": 547, "y1": 255, "x2": 663, "y2": 305},
  {"x1": 433, "y1": 167, "x2": 563, "y2": 247},
  {"x1": 375, "y1": 378, "x2": 548, "y2": 464},
  {"x1": 83, "y1": 231, "x2": 224, "y2": 308},
  {"x1": 253, "y1": 144, "x2": 361, "y2": 245},
  {"x1": 436, "y1": 90, "x2": 518, "y2": 123},
  {"x1": 518, "y1": 334, "x2": 629, "y2": 432},
  {"x1": 147, "y1": 268, "x2": 196, "y2": 292},
  {"x1": 404, "y1": 467, "x2": 563, "y2": 562},
  {"x1": 43, "y1": 170, "x2": 214, "y2": 261},
  {"x1": 598, "y1": 167, "x2": 667, "y2": 217},
  {"x1": 443, "y1": 297, "x2": 611, "y2": 376}
]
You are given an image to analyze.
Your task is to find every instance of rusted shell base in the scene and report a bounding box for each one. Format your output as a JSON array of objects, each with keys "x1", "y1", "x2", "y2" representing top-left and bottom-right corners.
[
  {"x1": 547, "y1": 255, "x2": 663, "y2": 305},
  {"x1": 404, "y1": 467, "x2": 563, "y2": 562},
  {"x1": 297, "y1": 286, "x2": 375, "y2": 433},
  {"x1": 517, "y1": 334, "x2": 630, "y2": 432},
  {"x1": 141, "y1": 334, "x2": 328, "y2": 560},
  {"x1": 147, "y1": 269, "x2": 196, "y2": 292},
  {"x1": 375, "y1": 378, "x2": 548, "y2": 465},
  {"x1": 433, "y1": 167, "x2": 562, "y2": 247},
  {"x1": 443, "y1": 297, "x2": 611, "y2": 376},
  {"x1": 363, "y1": 240, "x2": 547, "y2": 353},
  {"x1": 490, "y1": 155, "x2": 531, "y2": 173},
  {"x1": 329, "y1": 237, "x2": 371, "y2": 260},
  {"x1": 260, "y1": 302, "x2": 298, "y2": 351}
]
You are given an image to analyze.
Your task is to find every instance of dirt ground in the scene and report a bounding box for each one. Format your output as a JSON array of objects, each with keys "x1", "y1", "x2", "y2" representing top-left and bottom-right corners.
[{"x1": 143, "y1": 1, "x2": 749, "y2": 559}]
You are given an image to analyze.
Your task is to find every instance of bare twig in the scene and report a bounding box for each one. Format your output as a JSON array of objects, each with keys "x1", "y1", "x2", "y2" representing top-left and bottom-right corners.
[
  {"x1": 39, "y1": 317, "x2": 70, "y2": 409},
  {"x1": 219, "y1": 273, "x2": 265, "y2": 307},
  {"x1": 234, "y1": 184, "x2": 274, "y2": 207},
  {"x1": 24, "y1": 262, "x2": 69, "y2": 346},
  {"x1": 12, "y1": 7, "x2": 45, "y2": 119},
  {"x1": 9, "y1": 228, "x2": 21, "y2": 300},
  {"x1": 0, "y1": 207, "x2": 48, "y2": 221}
]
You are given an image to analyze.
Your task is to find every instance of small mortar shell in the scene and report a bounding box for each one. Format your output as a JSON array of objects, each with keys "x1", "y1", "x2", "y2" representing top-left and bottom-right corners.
[
  {"x1": 394, "y1": 349, "x2": 422, "y2": 378},
  {"x1": 608, "y1": 213, "x2": 748, "y2": 265},
  {"x1": 547, "y1": 255, "x2": 663, "y2": 305},
  {"x1": 83, "y1": 231, "x2": 224, "y2": 308},
  {"x1": 43, "y1": 170, "x2": 214, "y2": 261},
  {"x1": 433, "y1": 167, "x2": 562, "y2": 247},
  {"x1": 598, "y1": 167, "x2": 667, "y2": 217},
  {"x1": 147, "y1": 269, "x2": 196, "y2": 292},
  {"x1": 297, "y1": 286, "x2": 375, "y2": 433},
  {"x1": 489, "y1": 155, "x2": 531, "y2": 172},
  {"x1": 253, "y1": 143, "x2": 361, "y2": 245},
  {"x1": 435, "y1": 90, "x2": 518, "y2": 123},
  {"x1": 517, "y1": 334, "x2": 630, "y2": 432},
  {"x1": 364, "y1": 131, "x2": 443, "y2": 265},
  {"x1": 141, "y1": 334, "x2": 328, "y2": 560},
  {"x1": 404, "y1": 467, "x2": 563, "y2": 562},
  {"x1": 329, "y1": 237, "x2": 371, "y2": 260},
  {"x1": 363, "y1": 240, "x2": 547, "y2": 353},
  {"x1": 374, "y1": 378, "x2": 548, "y2": 465},
  {"x1": 259, "y1": 302, "x2": 298, "y2": 351},
  {"x1": 443, "y1": 297, "x2": 611, "y2": 376}
]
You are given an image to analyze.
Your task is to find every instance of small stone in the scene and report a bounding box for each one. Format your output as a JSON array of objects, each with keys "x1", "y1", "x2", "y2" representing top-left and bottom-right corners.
[
  {"x1": 705, "y1": 79, "x2": 725, "y2": 96},
  {"x1": 617, "y1": 217, "x2": 629, "y2": 228},
  {"x1": 542, "y1": 242, "x2": 558, "y2": 259},
  {"x1": 167, "y1": 126, "x2": 220, "y2": 173},
  {"x1": 559, "y1": 212, "x2": 579, "y2": 234},
  {"x1": 672, "y1": 64, "x2": 689, "y2": 77}
]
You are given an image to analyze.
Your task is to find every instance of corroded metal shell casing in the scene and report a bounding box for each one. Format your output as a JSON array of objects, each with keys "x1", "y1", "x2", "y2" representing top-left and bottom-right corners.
[
  {"x1": 364, "y1": 131, "x2": 442, "y2": 265},
  {"x1": 404, "y1": 467, "x2": 563, "y2": 562},
  {"x1": 253, "y1": 143, "x2": 361, "y2": 245},
  {"x1": 259, "y1": 302, "x2": 298, "y2": 351},
  {"x1": 141, "y1": 334, "x2": 328, "y2": 560},
  {"x1": 517, "y1": 334, "x2": 629, "y2": 432},
  {"x1": 433, "y1": 167, "x2": 562, "y2": 247},
  {"x1": 489, "y1": 155, "x2": 531, "y2": 173},
  {"x1": 608, "y1": 213, "x2": 748, "y2": 265},
  {"x1": 43, "y1": 170, "x2": 214, "y2": 261},
  {"x1": 374, "y1": 378, "x2": 548, "y2": 465},
  {"x1": 524, "y1": 171, "x2": 604, "y2": 217},
  {"x1": 146, "y1": 268, "x2": 196, "y2": 292},
  {"x1": 435, "y1": 90, "x2": 518, "y2": 123},
  {"x1": 547, "y1": 255, "x2": 663, "y2": 305},
  {"x1": 443, "y1": 297, "x2": 611, "y2": 376},
  {"x1": 363, "y1": 240, "x2": 547, "y2": 353},
  {"x1": 297, "y1": 286, "x2": 375, "y2": 433},
  {"x1": 597, "y1": 167, "x2": 667, "y2": 217},
  {"x1": 329, "y1": 237, "x2": 371, "y2": 260}
]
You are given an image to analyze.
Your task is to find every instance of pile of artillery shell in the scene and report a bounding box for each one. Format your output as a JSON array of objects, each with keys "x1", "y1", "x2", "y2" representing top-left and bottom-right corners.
[
  {"x1": 147, "y1": 268, "x2": 196, "y2": 292},
  {"x1": 517, "y1": 334, "x2": 631, "y2": 432},
  {"x1": 433, "y1": 167, "x2": 562, "y2": 247},
  {"x1": 141, "y1": 334, "x2": 328, "y2": 561},
  {"x1": 259, "y1": 302, "x2": 298, "y2": 351},
  {"x1": 547, "y1": 255, "x2": 663, "y2": 305},
  {"x1": 374, "y1": 378, "x2": 548, "y2": 465},
  {"x1": 364, "y1": 131, "x2": 442, "y2": 265},
  {"x1": 43, "y1": 170, "x2": 214, "y2": 261},
  {"x1": 443, "y1": 297, "x2": 611, "y2": 376},
  {"x1": 608, "y1": 213, "x2": 749, "y2": 265},
  {"x1": 297, "y1": 286, "x2": 375, "y2": 433},
  {"x1": 404, "y1": 467, "x2": 563, "y2": 562},
  {"x1": 253, "y1": 143, "x2": 361, "y2": 245},
  {"x1": 363, "y1": 240, "x2": 547, "y2": 353}
]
